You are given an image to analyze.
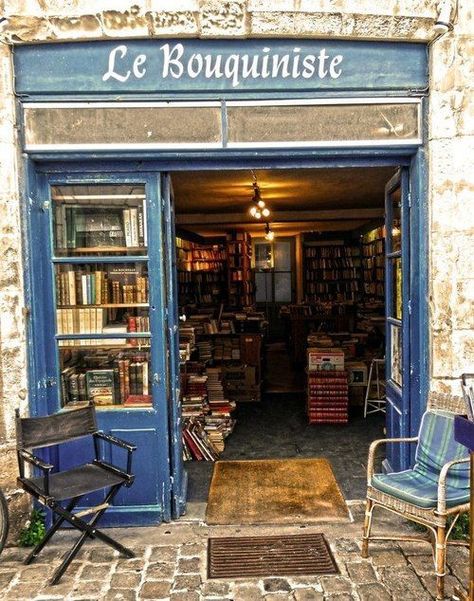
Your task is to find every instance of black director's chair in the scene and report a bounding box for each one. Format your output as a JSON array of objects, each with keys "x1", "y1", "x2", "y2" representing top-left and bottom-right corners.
[{"x1": 16, "y1": 404, "x2": 137, "y2": 585}]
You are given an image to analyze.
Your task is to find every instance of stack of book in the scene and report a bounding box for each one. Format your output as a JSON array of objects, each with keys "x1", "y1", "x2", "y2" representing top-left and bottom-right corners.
[
  {"x1": 213, "y1": 336, "x2": 240, "y2": 361},
  {"x1": 182, "y1": 419, "x2": 220, "y2": 461},
  {"x1": 307, "y1": 347, "x2": 348, "y2": 424},
  {"x1": 197, "y1": 340, "x2": 213, "y2": 362},
  {"x1": 307, "y1": 370, "x2": 349, "y2": 424}
]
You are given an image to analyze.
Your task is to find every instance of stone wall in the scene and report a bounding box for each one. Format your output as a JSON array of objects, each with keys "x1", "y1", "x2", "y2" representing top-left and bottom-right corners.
[{"x1": 0, "y1": 0, "x2": 472, "y2": 527}]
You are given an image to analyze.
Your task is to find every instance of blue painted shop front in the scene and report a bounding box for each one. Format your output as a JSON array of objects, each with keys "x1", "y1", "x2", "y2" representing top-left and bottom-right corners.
[{"x1": 14, "y1": 38, "x2": 429, "y2": 525}]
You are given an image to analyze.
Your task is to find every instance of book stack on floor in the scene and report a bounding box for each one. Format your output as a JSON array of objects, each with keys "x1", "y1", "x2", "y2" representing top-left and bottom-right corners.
[
  {"x1": 181, "y1": 364, "x2": 236, "y2": 461},
  {"x1": 307, "y1": 348, "x2": 348, "y2": 424},
  {"x1": 204, "y1": 366, "x2": 236, "y2": 453},
  {"x1": 182, "y1": 418, "x2": 219, "y2": 462}
]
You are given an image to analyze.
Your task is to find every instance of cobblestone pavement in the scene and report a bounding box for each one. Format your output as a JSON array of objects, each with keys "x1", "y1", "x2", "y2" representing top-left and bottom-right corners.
[{"x1": 0, "y1": 502, "x2": 469, "y2": 601}]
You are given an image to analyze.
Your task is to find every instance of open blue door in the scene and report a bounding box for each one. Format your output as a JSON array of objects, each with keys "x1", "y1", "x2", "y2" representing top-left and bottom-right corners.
[
  {"x1": 27, "y1": 170, "x2": 178, "y2": 525},
  {"x1": 384, "y1": 169, "x2": 411, "y2": 472},
  {"x1": 161, "y1": 173, "x2": 186, "y2": 518}
]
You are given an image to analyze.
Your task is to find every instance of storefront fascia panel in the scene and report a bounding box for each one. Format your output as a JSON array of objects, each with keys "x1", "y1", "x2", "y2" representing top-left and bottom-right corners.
[
  {"x1": 22, "y1": 98, "x2": 423, "y2": 153},
  {"x1": 13, "y1": 39, "x2": 428, "y2": 99}
]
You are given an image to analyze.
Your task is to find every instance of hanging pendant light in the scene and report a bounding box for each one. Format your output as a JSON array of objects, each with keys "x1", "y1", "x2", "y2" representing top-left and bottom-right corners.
[
  {"x1": 249, "y1": 172, "x2": 271, "y2": 221},
  {"x1": 265, "y1": 222, "x2": 275, "y2": 241}
]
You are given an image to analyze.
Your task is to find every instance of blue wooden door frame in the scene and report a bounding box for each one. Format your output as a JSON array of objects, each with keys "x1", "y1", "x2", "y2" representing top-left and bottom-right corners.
[
  {"x1": 23, "y1": 168, "x2": 176, "y2": 525},
  {"x1": 22, "y1": 146, "x2": 429, "y2": 525}
]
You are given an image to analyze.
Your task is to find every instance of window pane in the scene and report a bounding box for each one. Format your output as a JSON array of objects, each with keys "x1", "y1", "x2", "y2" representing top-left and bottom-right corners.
[
  {"x1": 273, "y1": 241, "x2": 292, "y2": 271},
  {"x1": 391, "y1": 187, "x2": 402, "y2": 253},
  {"x1": 275, "y1": 272, "x2": 292, "y2": 303},
  {"x1": 254, "y1": 243, "x2": 273, "y2": 270},
  {"x1": 52, "y1": 184, "x2": 147, "y2": 256},
  {"x1": 25, "y1": 105, "x2": 222, "y2": 147},
  {"x1": 390, "y1": 324, "x2": 402, "y2": 387},
  {"x1": 227, "y1": 103, "x2": 420, "y2": 144},
  {"x1": 255, "y1": 272, "x2": 272, "y2": 302},
  {"x1": 59, "y1": 344, "x2": 152, "y2": 409},
  {"x1": 392, "y1": 258, "x2": 402, "y2": 320}
]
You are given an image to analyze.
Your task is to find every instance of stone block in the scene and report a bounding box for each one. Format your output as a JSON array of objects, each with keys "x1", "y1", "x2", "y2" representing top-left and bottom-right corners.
[
  {"x1": 177, "y1": 556, "x2": 201, "y2": 573},
  {"x1": 250, "y1": 11, "x2": 295, "y2": 35},
  {"x1": 293, "y1": 587, "x2": 324, "y2": 600},
  {"x1": 420, "y1": 573, "x2": 467, "y2": 599},
  {"x1": 145, "y1": 560, "x2": 176, "y2": 579},
  {"x1": 356, "y1": 582, "x2": 391, "y2": 601},
  {"x1": 379, "y1": 566, "x2": 430, "y2": 600},
  {"x1": 320, "y1": 575, "x2": 352, "y2": 594},
  {"x1": 231, "y1": 583, "x2": 265, "y2": 600},
  {"x1": 201, "y1": 580, "x2": 230, "y2": 595},
  {"x1": 99, "y1": 7, "x2": 149, "y2": 38},
  {"x1": 170, "y1": 592, "x2": 200, "y2": 601},
  {"x1": 140, "y1": 580, "x2": 172, "y2": 599},
  {"x1": 452, "y1": 330, "x2": 474, "y2": 373},
  {"x1": 431, "y1": 328, "x2": 454, "y2": 379},
  {"x1": 345, "y1": 561, "x2": 377, "y2": 584},
  {"x1": 104, "y1": 589, "x2": 138, "y2": 601},
  {"x1": 149, "y1": 545, "x2": 179, "y2": 563},
  {"x1": 146, "y1": 10, "x2": 199, "y2": 36},
  {"x1": 454, "y1": 279, "x2": 474, "y2": 329},
  {"x1": 263, "y1": 578, "x2": 292, "y2": 592},
  {"x1": 447, "y1": 546, "x2": 470, "y2": 583},
  {"x1": 369, "y1": 548, "x2": 408, "y2": 567},
  {"x1": 173, "y1": 573, "x2": 201, "y2": 591},
  {"x1": 199, "y1": 0, "x2": 248, "y2": 37},
  {"x1": 49, "y1": 15, "x2": 102, "y2": 39},
  {"x1": 109, "y1": 571, "x2": 142, "y2": 589}
]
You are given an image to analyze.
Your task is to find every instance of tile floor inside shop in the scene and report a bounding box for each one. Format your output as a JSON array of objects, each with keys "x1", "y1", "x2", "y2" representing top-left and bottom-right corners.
[{"x1": 0, "y1": 502, "x2": 469, "y2": 601}]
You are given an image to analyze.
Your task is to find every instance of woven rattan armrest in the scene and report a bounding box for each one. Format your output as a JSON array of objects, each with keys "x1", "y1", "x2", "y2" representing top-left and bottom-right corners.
[
  {"x1": 367, "y1": 436, "x2": 419, "y2": 484},
  {"x1": 436, "y1": 456, "x2": 470, "y2": 515}
]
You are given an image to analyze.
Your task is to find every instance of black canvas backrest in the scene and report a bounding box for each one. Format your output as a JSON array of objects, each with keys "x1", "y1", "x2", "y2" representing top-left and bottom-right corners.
[{"x1": 16, "y1": 405, "x2": 98, "y2": 450}]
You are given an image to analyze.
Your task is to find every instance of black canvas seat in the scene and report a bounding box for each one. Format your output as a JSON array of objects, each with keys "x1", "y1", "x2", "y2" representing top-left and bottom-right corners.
[
  {"x1": 28, "y1": 463, "x2": 126, "y2": 501},
  {"x1": 15, "y1": 404, "x2": 137, "y2": 585}
]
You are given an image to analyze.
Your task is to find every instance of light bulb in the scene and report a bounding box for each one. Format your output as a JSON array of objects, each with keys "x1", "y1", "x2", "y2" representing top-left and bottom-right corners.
[
  {"x1": 255, "y1": 210, "x2": 262, "y2": 219},
  {"x1": 257, "y1": 199, "x2": 265, "y2": 209},
  {"x1": 262, "y1": 208, "x2": 270, "y2": 217},
  {"x1": 249, "y1": 206, "x2": 257, "y2": 217},
  {"x1": 267, "y1": 231, "x2": 275, "y2": 241}
]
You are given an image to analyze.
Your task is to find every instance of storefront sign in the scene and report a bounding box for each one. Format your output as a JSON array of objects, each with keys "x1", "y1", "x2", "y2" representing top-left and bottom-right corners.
[{"x1": 14, "y1": 39, "x2": 428, "y2": 97}]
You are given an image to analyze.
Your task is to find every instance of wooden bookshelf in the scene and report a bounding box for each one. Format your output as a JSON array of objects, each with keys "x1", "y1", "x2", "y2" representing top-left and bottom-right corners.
[
  {"x1": 57, "y1": 303, "x2": 149, "y2": 309},
  {"x1": 176, "y1": 238, "x2": 227, "y2": 307},
  {"x1": 303, "y1": 241, "x2": 361, "y2": 304},
  {"x1": 226, "y1": 231, "x2": 255, "y2": 308},
  {"x1": 56, "y1": 246, "x2": 146, "y2": 253},
  {"x1": 361, "y1": 226, "x2": 385, "y2": 302}
]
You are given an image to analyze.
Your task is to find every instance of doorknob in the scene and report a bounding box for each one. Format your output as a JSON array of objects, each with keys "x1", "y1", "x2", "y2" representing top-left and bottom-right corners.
[{"x1": 179, "y1": 314, "x2": 187, "y2": 322}]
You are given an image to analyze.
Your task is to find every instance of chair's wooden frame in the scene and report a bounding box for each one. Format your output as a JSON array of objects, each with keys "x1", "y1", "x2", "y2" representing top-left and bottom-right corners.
[{"x1": 362, "y1": 435, "x2": 470, "y2": 600}]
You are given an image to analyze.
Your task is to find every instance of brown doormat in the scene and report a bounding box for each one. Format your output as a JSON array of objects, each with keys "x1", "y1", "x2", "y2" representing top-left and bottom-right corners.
[
  {"x1": 208, "y1": 533, "x2": 339, "y2": 578},
  {"x1": 205, "y1": 458, "x2": 349, "y2": 525}
]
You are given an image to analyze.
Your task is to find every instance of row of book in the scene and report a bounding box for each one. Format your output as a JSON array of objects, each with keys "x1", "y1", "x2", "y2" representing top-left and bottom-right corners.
[
  {"x1": 305, "y1": 257, "x2": 361, "y2": 269},
  {"x1": 304, "y1": 246, "x2": 360, "y2": 258},
  {"x1": 362, "y1": 240, "x2": 384, "y2": 255},
  {"x1": 56, "y1": 268, "x2": 148, "y2": 306},
  {"x1": 305, "y1": 281, "x2": 360, "y2": 293},
  {"x1": 55, "y1": 204, "x2": 146, "y2": 250},
  {"x1": 61, "y1": 354, "x2": 151, "y2": 407},
  {"x1": 304, "y1": 269, "x2": 359, "y2": 281}
]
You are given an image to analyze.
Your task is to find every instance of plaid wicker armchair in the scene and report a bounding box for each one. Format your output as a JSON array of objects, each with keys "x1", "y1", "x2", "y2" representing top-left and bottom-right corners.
[{"x1": 362, "y1": 396, "x2": 470, "y2": 601}]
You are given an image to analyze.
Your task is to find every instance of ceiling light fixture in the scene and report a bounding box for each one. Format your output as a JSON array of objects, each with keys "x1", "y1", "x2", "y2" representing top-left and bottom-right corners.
[
  {"x1": 249, "y1": 171, "x2": 271, "y2": 221},
  {"x1": 265, "y1": 222, "x2": 275, "y2": 241}
]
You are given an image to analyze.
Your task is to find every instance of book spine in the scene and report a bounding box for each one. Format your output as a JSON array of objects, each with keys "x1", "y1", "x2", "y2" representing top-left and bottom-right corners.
[
  {"x1": 123, "y1": 209, "x2": 132, "y2": 247},
  {"x1": 129, "y1": 208, "x2": 138, "y2": 247}
]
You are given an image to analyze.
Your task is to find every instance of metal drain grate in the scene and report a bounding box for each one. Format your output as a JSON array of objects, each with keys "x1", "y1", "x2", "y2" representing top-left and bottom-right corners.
[{"x1": 208, "y1": 533, "x2": 339, "y2": 579}]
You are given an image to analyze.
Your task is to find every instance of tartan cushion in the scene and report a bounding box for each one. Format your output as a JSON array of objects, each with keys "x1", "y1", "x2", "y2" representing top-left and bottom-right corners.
[
  {"x1": 372, "y1": 469, "x2": 469, "y2": 508},
  {"x1": 372, "y1": 411, "x2": 470, "y2": 509}
]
